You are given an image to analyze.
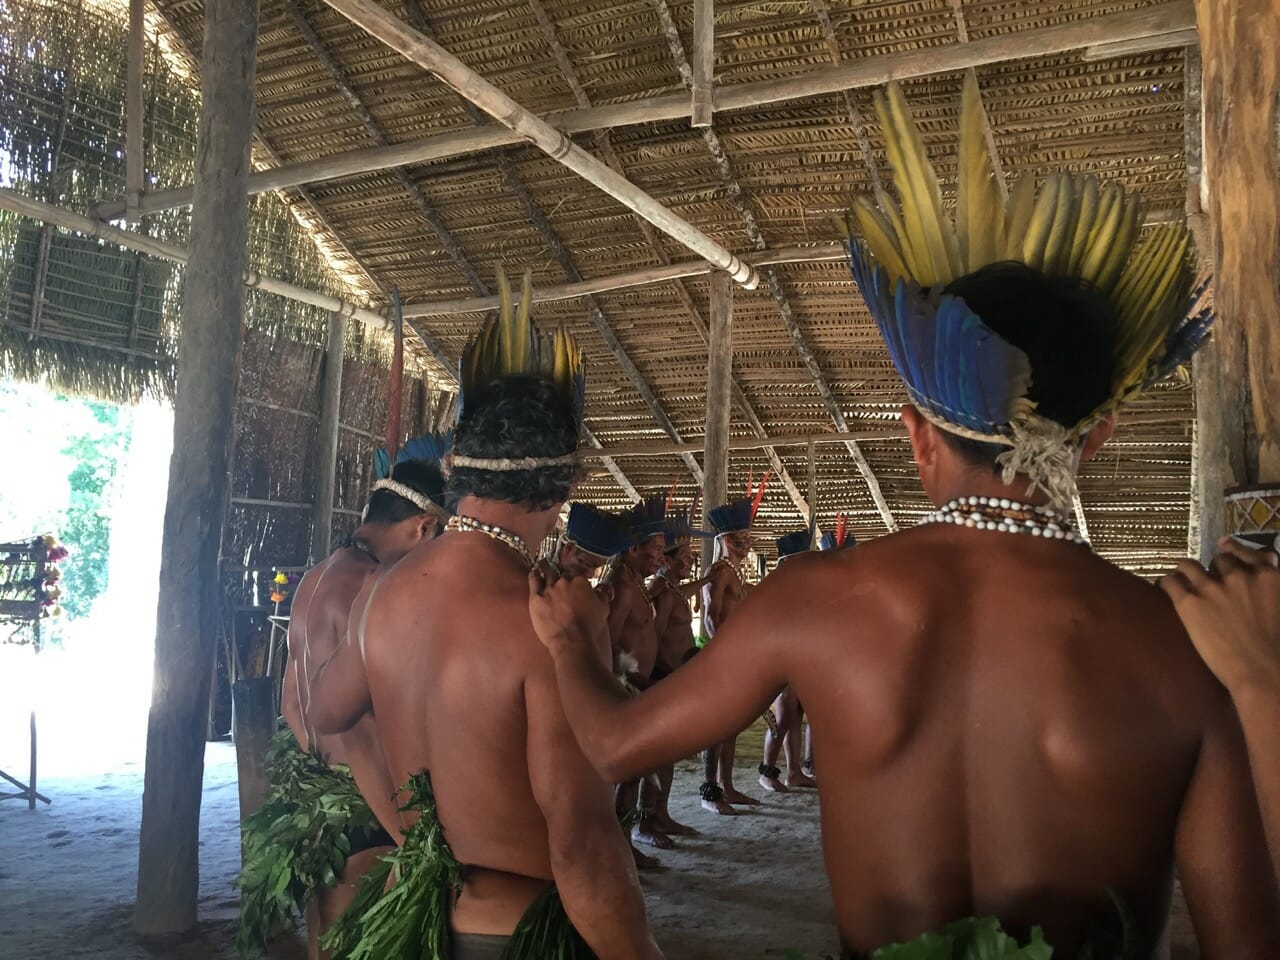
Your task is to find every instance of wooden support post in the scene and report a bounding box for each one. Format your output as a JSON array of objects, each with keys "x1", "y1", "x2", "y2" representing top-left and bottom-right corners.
[
  {"x1": 1195, "y1": 0, "x2": 1280, "y2": 483},
  {"x1": 135, "y1": 0, "x2": 258, "y2": 935},
  {"x1": 702, "y1": 271, "x2": 733, "y2": 575},
  {"x1": 311, "y1": 311, "x2": 345, "y2": 562},
  {"x1": 126, "y1": 0, "x2": 145, "y2": 222},
  {"x1": 691, "y1": 0, "x2": 714, "y2": 127}
]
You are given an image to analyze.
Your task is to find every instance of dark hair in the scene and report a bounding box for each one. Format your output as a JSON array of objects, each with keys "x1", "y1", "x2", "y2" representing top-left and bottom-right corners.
[
  {"x1": 364, "y1": 459, "x2": 446, "y2": 524},
  {"x1": 446, "y1": 376, "x2": 578, "y2": 511},
  {"x1": 938, "y1": 262, "x2": 1117, "y2": 468}
]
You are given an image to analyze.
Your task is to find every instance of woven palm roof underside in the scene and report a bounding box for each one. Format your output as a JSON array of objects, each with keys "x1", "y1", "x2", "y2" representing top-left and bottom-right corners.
[{"x1": 153, "y1": 0, "x2": 1198, "y2": 573}]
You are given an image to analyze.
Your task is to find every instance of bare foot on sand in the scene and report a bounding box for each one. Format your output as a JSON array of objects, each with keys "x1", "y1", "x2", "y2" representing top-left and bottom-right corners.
[
  {"x1": 721, "y1": 787, "x2": 760, "y2": 806},
  {"x1": 759, "y1": 764, "x2": 788, "y2": 793},
  {"x1": 632, "y1": 819, "x2": 675, "y2": 849},
  {"x1": 785, "y1": 772, "x2": 818, "y2": 789},
  {"x1": 701, "y1": 797, "x2": 738, "y2": 815},
  {"x1": 632, "y1": 844, "x2": 662, "y2": 870},
  {"x1": 656, "y1": 814, "x2": 698, "y2": 836}
]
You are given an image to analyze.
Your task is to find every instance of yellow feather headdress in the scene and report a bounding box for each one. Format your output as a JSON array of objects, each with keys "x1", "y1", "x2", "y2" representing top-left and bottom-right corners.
[
  {"x1": 838, "y1": 75, "x2": 1212, "y2": 508},
  {"x1": 453, "y1": 267, "x2": 586, "y2": 472}
]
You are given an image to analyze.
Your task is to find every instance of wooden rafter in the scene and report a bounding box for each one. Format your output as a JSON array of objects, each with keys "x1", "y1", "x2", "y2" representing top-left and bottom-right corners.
[
  {"x1": 523, "y1": 0, "x2": 812, "y2": 519},
  {"x1": 92, "y1": 2, "x2": 1196, "y2": 219},
  {"x1": 649, "y1": 0, "x2": 898, "y2": 532},
  {"x1": 318, "y1": 0, "x2": 758, "y2": 288},
  {"x1": 404, "y1": 0, "x2": 702, "y2": 487}
]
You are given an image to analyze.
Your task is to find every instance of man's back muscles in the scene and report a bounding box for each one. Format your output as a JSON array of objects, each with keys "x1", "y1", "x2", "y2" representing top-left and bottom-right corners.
[{"x1": 780, "y1": 528, "x2": 1280, "y2": 956}]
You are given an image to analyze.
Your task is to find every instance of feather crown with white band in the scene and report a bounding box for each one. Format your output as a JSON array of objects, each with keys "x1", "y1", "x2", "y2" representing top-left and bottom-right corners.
[
  {"x1": 453, "y1": 268, "x2": 585, "y2": 474},
  {"x1": 664, "y1": 489, "x2": 711, "y2": 551},
  {"x1": 563, "y1": 503, "x2": 630, "y2": 560},
  {"x1": 837, "y1": 75, "x2": 1212, "y2": 508},
  {"x1": 709, "y1": 472, "x2": 770, "y2": 535},
  {"x1": 624, "y1": 494, "x2": 669, "y2": 546},
  {"x1": 368, "y1": 431, "x2": 451, "y2": 518},
  {"x1": 776, "y1": 529, "x2": 813, "y2": 560}
]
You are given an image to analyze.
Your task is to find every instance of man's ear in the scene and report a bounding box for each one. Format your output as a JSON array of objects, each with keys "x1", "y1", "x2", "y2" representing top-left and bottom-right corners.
[
  {"x1": 1080, "y1": 413, "x2": 1116, "y2": 464},
  {"x1": 901, "y1": 405, "x2": 937, "y2": 473}
]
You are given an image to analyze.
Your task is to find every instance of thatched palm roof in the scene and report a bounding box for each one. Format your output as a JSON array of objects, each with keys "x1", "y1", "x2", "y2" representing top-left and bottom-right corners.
[{"x1": 7, "y1": 0, "x2": 1202, "y2": 571}]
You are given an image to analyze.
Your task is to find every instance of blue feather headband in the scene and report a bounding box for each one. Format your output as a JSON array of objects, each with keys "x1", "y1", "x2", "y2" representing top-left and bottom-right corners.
[
  {"x1": 775, "y1": 529, "x2": 813, "y2": 560},
  {"x1": 563, "y1": 503, "x2": 630, "y2": 560}
]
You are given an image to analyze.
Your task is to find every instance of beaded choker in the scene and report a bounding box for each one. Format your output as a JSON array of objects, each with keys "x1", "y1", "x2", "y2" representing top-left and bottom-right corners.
[
  {"x1": 920, "y1": 496, "x2": 1088, "y2": 546},
  {"x1": 446, "y1": 515, "x2": 537, "y2": 568}
]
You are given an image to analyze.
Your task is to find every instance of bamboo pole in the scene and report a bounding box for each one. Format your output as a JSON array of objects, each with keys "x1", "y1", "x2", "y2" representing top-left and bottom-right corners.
[
  {"x1": 318, "y1": 0, "x2": 757, "y2": 288},
  {"x1": 402, "y1": 204, "x2": 1182, "y2": 317},
  {"x1": 311, "y1": 312, "x2": 346, "y2": 562},
  {"x1": 136, "y1": 0, "x2": 259, "y2": 936},
  {"x1": 403, "y1": 245, "x2": 844, "y2": 317},
  {"x1": 691, "y1": 0, "x2": 714, "y2": 128},
  {"x1": 94, "y1": 1, "x2": 1195, "y2": 219},
  {"x1": 702, "y1": 271, "x2": 733, "y2": 575},
  {"x1": 0, "y1": 189, "x2": 390, "y2": 330},
  {"x1": 126, "y1": 0, "x2": 145, "y2": 222}
]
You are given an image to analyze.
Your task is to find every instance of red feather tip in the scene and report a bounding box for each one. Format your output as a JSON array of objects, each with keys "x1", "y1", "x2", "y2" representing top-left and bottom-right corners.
[
  {"x1": 750, "y1": 470, "x2": 771, "y2": 522},
  {"x1": 836, "y1": 513, "x2": 848, "y2": 547}
]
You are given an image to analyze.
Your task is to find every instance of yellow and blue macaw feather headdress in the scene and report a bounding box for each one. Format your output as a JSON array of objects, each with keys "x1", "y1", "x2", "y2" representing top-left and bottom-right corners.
[
  {"x1": 454, "y1": 267, "x2": 586, "y2": 471},
  {"x1": 459, "y1": 267, "x2": 584, "y2": 421},
  {"x1": 839, "y1": 74, "x2": 1212, "y2": 507}
]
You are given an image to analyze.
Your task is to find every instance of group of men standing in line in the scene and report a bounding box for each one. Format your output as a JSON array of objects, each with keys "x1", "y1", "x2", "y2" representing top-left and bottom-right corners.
[{"x1": 236, "y1": 75, "x2": 1280, "y2": 960}]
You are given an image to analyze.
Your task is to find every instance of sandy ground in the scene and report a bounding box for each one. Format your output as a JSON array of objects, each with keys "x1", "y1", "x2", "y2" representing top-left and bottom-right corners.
[{"x1": 0, "y1": 724, "x2": 1198, "y2": 960}]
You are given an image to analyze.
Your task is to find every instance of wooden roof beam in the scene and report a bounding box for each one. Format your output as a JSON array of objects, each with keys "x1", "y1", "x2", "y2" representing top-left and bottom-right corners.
[
  {"x1": 523, "y1": 0, "x2": 808, "y2": 512},
  {"x1": 317, "y1": 0, "x2": 757, "y2": 289},
  {"x1": 650, "y1": 0, "x2": 898, "y2": 532},
  {"x1": 94, "y1": 2, "x2": 1194, "y2": 218},
  {"x1": 280, "y1": 0, "x2": 488, "y2": 297},
  {"x1": 691, "y1": 0, "x2": 714, "y2": 128},
  {"x1": 403, "y1": 0, "x2": 702, "y2": 487},
  {"x1": 228, "y1": 0, "x2": 651, "y2": 504}
]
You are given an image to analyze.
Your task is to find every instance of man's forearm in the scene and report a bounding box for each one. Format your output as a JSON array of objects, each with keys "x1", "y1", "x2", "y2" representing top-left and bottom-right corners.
[
  {"x1": 550, "y1": 633, "x2": 645, "y2": 782},
  {"x1": 1232, "y1": 685, "x2": 1280, "y2": 877},
  {"x1": 550, "y1": 828, "x2": 660, "y2": 960}
]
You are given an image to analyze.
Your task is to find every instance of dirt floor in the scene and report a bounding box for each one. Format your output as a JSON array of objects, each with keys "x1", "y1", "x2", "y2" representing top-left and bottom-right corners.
[{"x1": 0, "y1": 725, "x2": 1198, "y2": 960}]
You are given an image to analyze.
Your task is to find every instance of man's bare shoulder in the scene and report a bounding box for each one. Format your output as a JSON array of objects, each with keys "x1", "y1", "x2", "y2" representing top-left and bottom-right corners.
[
  {"x1": 367, "y1": 534, "x2": 545, "y2": 661},
  {"x1": 291, "y1": 551, "x2": 374, "y2": 630}
]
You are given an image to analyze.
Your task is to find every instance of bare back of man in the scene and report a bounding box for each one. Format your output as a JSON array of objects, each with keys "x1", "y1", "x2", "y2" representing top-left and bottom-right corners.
[
  {"x1": 699, "y1": 557, "x2": 757, "y2": 810},
  {"x1": 280, "y1": 549, "x2": 399, "y2": 951},
  {"x1": 360, "y1": 528, "x2": 652, "y2": 953},
  {"x1": 599, "y1": 524, "x2": 1280, "y2": 955}
]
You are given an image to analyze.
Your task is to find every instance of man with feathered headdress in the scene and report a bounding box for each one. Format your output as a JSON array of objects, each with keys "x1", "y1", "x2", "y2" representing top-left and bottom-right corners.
[
  {"x1": 551, "y1": 502, "x2": 630, "y2": 581},
  {"x1": 239, "y1": 437, "x2": 451, "y2": 956},
  {"x1": 694, "y1": 475, "x2": 768, "y2": 814},
  {"x1": 527, "y1": 79, "x2": 1279, "y2": 956},
  {"x1": 754, "y1": 530, "x2": 818, "y2": 795},
  {"x1": 308, "y1": 271, "x2": 660, "y2": 960},
  {"x1": 642, "y1": 497, "x2": 711, "y2": 841},
  {"x1": 600, "y1": 493, "x2": 672, "y2": 863}
]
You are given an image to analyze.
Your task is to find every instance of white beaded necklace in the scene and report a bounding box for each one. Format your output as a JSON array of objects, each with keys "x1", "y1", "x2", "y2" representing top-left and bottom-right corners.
[
  {"x1": 920, "y1": 495, "x2": 1089, "y2": 547},
  {"x1": 447, "y1": 515, "x2": 536, "y2": 568}
]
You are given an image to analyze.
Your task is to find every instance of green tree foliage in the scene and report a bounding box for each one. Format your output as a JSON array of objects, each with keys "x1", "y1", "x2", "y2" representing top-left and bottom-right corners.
[{"x1": 57, "y1": 398, "x2": 131, "y2": 619}]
